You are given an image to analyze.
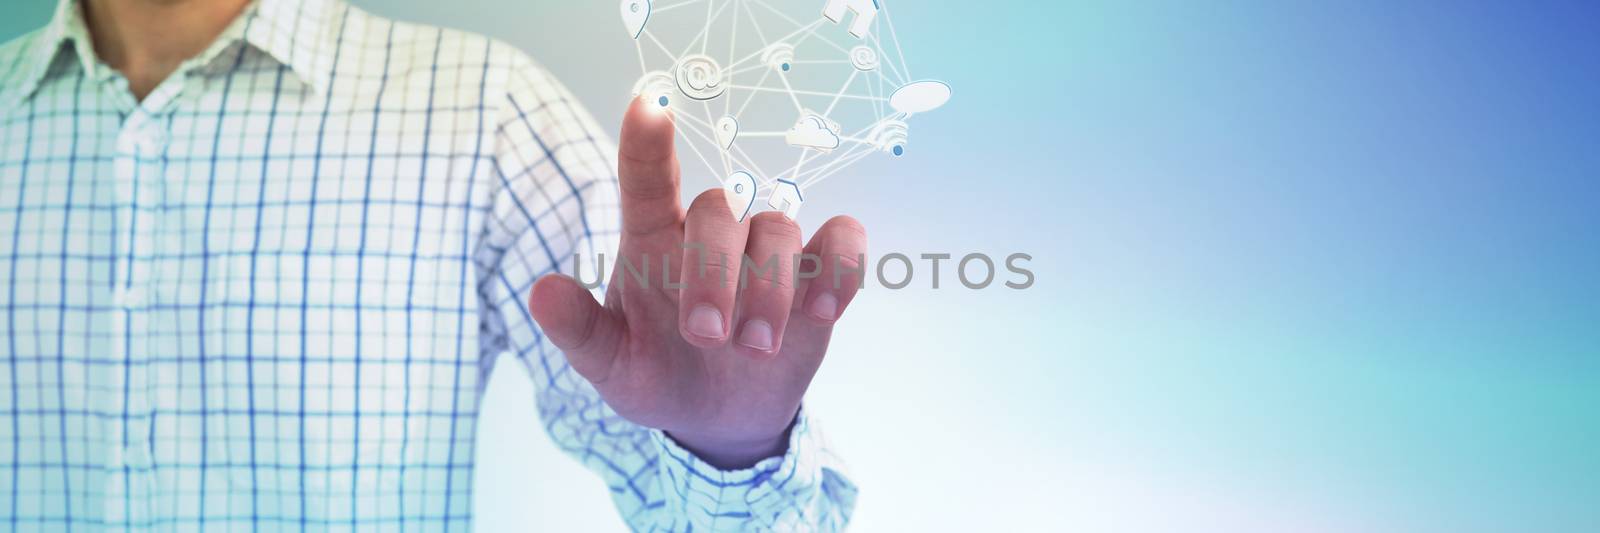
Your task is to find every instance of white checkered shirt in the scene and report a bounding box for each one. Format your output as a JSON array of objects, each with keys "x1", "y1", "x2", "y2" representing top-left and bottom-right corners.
[{"x1": 0, "y1": 0, "x2": 857, "y2": 530}]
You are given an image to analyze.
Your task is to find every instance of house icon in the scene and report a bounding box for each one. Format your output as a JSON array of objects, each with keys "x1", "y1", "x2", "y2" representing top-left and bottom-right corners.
[
  {"x1": 768, "y1": 179, "x2": 805, "y2": 220},
  {"x1": 822, "y1": 0, "x2": 878, "y2": 39}
]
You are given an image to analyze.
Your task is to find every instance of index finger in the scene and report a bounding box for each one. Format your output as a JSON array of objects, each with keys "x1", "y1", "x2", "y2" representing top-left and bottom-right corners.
[{"x1": 617, "y1": 96, "x2": 683, "y2": 238}]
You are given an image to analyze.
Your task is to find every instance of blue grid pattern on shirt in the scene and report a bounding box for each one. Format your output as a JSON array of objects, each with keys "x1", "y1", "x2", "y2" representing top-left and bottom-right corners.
[{"x1": 0, "y1": 0, "x2": 857, "y2": 531}]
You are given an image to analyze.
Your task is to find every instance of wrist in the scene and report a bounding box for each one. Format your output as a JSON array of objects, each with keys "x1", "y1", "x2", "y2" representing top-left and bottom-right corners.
[{"x1": 666, "y1": 420, "x2": 795, "y2": 470}]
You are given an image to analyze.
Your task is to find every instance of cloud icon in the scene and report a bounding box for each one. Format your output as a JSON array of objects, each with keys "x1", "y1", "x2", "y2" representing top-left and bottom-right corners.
[{"x1": 786, "y1": 114, "x2": 842, "y2": 151}]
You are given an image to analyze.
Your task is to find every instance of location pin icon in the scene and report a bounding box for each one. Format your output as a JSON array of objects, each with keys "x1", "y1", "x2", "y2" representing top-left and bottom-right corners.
[
  {"x1": 621, "y1": 0, "x2": 651, "y2": 39},
  {"x1": 723, "y1": 171, "x2": 758, "y2": 223},
  {"x1": 715, "y1": 115, "x2": 739, "y2": 151}
]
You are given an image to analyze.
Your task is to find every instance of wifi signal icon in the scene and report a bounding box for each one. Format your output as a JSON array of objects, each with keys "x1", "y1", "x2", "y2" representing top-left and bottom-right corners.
[
  {"x1": 632, "y1": 70, "x2": 676, "y2": 107},
  {"x1": 869, "y1": 119, "x2": 910, "y2": 156},
  {"x1": 762, "y1": 43, "x2": 797, "y2": 72}
]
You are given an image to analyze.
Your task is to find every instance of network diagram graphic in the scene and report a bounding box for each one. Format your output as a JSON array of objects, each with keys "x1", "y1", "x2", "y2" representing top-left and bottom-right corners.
[{"x1": 621, "y1": 0, "x2": 950, "y2": 221}]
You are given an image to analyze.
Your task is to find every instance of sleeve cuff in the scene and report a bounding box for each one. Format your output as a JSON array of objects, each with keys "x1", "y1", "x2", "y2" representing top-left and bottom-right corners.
[{"x1": 651, "y1": 407, "x2": 834, "y2": 530}]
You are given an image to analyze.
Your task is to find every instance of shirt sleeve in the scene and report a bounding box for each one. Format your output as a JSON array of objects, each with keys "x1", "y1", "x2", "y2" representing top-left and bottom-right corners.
[{"x1": 475, "y1": 51, "x2": 859, "y2": 532}]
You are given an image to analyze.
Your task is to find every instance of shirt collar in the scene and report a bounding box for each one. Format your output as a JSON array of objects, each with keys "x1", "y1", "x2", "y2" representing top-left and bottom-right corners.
[
  {"x1": 3, "y1": 0, "x2": 343, "y2": 108},
  {"x1": 0, "y1": 0, "x2": 94, "y2": 108},
  {"x1": 238, "y1": 0, "x2": 344, "y2": 92}
]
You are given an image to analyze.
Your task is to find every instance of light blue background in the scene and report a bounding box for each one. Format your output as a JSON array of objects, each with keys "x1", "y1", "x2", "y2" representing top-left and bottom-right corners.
[{"x1": 4, "y1": 1, "x2": 1598, "y2": 531}]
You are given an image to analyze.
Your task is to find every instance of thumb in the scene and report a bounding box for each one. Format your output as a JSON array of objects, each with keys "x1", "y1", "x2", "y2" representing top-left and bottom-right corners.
[{"x1": 529, "y1": 273, "x2": 624, "y2": 384}]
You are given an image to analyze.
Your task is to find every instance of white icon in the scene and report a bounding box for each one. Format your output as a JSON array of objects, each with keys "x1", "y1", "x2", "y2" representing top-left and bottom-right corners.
[
  {"x1": 621, "y1": 0, "x2": 651, "y2": 39},
  {"x1": 715, "y1": 116, "x2": 739, "y2": 151},
  {"x1": 723, "y1": 171, "x2": 759, "y2": 222},
  {"x1": 769, "y1": 179, "x2": 804, "y2": 220},
  {"x1": 889, "y1": 80, "x2": 952, "y2": 116},
  {"x1": 674, "y1": 54, "x2": 726, "y2": 101},
  {"x1": 632, "y1": 70, "x2": 675, "y2": 107},
  {"x1": 822, "y1": 0, "x2": 878, "y2": 39},
  {"x1": 868, "y1": 119, "x2": 908, "y2": 156},
  {"x1": 762, "y1": 43, "x2": 797, "y2": 73},
  {"x1": 849, "y1": 45, "x2": 879, "y2": 72},
  {"x1": 786, "y1": 113, "x2": 841, "y2": 151},
  {"x1": 623, "y1": 0, "x2": 948, "y2": 220}
]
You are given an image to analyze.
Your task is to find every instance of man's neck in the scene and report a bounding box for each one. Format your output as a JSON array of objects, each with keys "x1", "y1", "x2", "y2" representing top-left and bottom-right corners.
[{"x1": 82, "y1": 0, "x2": 252, "y2": 101}]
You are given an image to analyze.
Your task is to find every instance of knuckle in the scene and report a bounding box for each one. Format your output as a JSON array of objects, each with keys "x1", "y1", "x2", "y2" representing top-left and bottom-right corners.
[
  {"x1": 750, "y1": 212, "x2": 803, "y2": 246},
  {"x1": 618, "y1": 165, "x2": 677, "y2": 201},
  {"x1": 825, "y1": 215, "x2": 868, "y2": 240},
  {"x1": 684, "y1": 193, "x2": 747, "y2": 251},
  {"x1": 618, "y1": 141, "x2": 673, "y2": 166},
  {"x1": 686, "y1": 243, "x2": 741, "y2": 283},
  {"x1": 741, "y1": 257, "x2": 795, "y2": 290},
  {"x1": 618, "y1": 117, "x2": 676, "y2": 164},
  {"x1": 689, "y1": 188, "x2": 733, "y2": 215},
  {"x1": 704, "y1": 262, "x2": 740, "y2": 288},
  {"x1": 831, "y1": 252, "x2": 864, "y2": 272}
]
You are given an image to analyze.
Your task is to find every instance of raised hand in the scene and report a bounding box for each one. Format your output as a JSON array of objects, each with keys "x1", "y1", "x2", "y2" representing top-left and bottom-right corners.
[{"x1": 527, "y1": 97, "x2": 867, "y2": 468}]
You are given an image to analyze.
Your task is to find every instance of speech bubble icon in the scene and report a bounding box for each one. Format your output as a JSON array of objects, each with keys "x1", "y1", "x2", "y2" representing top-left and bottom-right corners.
[
  {"x1": 889, "y1": 80, "x2": 952, "y2": 116},
  {"x1": 715, "y1": 116, "x2": 739, "y2": 151},
  {"x1": 723, "y1": 171, "x2": 758, "y2": 222},
  {"x1": 621, "y1": 0, "x2": 651, "y2": 39}
]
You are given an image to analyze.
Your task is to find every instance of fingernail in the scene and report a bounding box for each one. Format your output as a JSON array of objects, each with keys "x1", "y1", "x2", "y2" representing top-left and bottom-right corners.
[
  {"x1": 737, "y1": 319, "x2": 775, "y2": 352},
  {"x1": 687, "y1": 305, "x2": 726, "y2": 339},
  {"x1": 808, "y1": 292, "x2": 839, "y2": 321}
]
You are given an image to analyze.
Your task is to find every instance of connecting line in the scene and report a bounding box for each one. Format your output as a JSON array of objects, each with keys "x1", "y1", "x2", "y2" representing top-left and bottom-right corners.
[
  {"x1": 727, "y1": 135, "x2": 771, "y2": 180},
  {"x1": 650, "y1": 0, "x2": 711, "y2": 15},
  {"x1": 801, "y1": 130, "x2": 881, "y2": 182},
  {"x1": 734, "y1": 66, "x2": 774, "y2": 119},
  {"x1": 868, "y1": 31, "x2": 908, "y2": 86},
  {"x1": 727, "y1": 85, "x2": 887, "y2": 102},
  {"x1": 746, "y1": 0, "x2": 853, "y2": 58},
  {"x1": 634, "y1": 40, "x2": 649, "y2": 77},
  {"x1": 847, "y1": 112, "x2": 908, "y2": 140},
  {"x1": 669, "y1": 112, "x2": 726, "y2": 182},
  {"x1": 781, "y1": 140, "x2": 869, "y2": 185},
  {"x1": 677, "y1": 111, "x2": 769, "y2": 180},
  {"x1": 723, "y1": 18, "x2": 820, "y2": 72},
  {"x1": 725, "y1": 63, "x2": 774, "y2": 78},
  {"x1": 881, "y1": 0, "x2": 912, "y2": 80},
  {"x1": 772, "y1": 74, "x2": 806, "y2": 113},
  {"x1": 678, "y1": 0, "x2": 735, "y2": 60},
  {"x1": 726, "y1": 132, "x2": 880, "y2": 144},
  {"x1": 784, "y1": 16, "x2": 823, "y2": 56},
  {"x1": 789, "y1": 148, "x2": 810, "y2": 183},
  {"x1": 724, "y1": 0, "x2": 739, "y2": 119},
  {"x1": 794, "y1": 131, "x2": 883, "y2": 185},
  {"x1": 762, "y1": 146, "x2": 830, "y2": 186},
  {"x1": 700, "y1": 94, "x2": 728, "y2": 175},
  {"x1": 643, "y1": 30, "x2": 679, "y2": 66},
  {"x1": 702, "y1": 0, "x2": 715, "y2": 55},
  {"x1": 870, "y1": 68, "x2": 900, "y2": 112},
  {"x1": 799, "y1": 155, "x2": 871, "y2": 188},
  {"x1": 822, "y1": 69, "x2": 859, "y2": 117},
  {"x1": 742, "y1": 0, "x2": 774, "y2": 52},
  {"x1": 780, "y1": 113, "x2": 903, "y2": 187},
  {"x1": 799, "y1": 148, "x2": 877, "y2": 189},
  {"x1": 866, "y1": 68, "x2": 881, "y2": 117}
]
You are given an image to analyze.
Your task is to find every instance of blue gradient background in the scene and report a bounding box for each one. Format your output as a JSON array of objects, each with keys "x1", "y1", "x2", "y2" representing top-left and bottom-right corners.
[{"x1": 5, "y1": 1, "x2": 1598, "y2": 531}]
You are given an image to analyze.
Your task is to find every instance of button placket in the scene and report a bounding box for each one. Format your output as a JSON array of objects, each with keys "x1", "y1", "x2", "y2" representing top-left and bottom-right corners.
[{"x1": 106, "y1": 102, "x2": 175, "y2": 526}]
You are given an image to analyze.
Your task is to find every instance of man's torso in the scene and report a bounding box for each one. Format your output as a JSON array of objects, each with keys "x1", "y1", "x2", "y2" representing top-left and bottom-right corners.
[{"x1": 0, "y1": 1, "x2": 582, "y2": 528}]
